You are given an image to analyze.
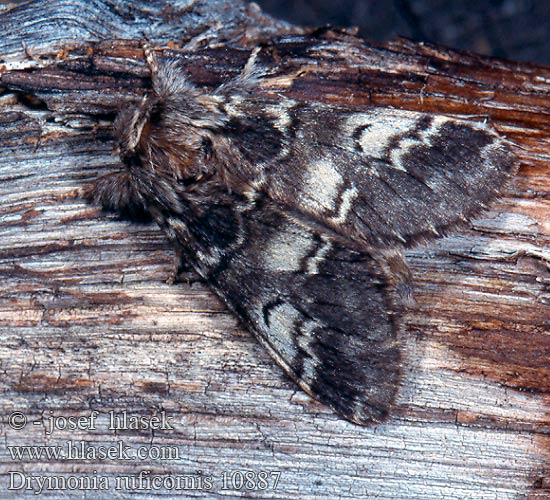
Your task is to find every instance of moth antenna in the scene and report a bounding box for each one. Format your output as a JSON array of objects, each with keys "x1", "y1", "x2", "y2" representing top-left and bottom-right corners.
[
  {"x1": 142, "y1": 40, "x2": 159, "y2": 77},
  {"x1": 241, "y1": 47, "x2": 262, "y2": 80}
]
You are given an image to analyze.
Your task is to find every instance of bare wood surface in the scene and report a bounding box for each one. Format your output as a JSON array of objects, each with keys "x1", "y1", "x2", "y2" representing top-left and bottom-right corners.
[{"x1": 0, "y1": 1, "x2": 549, "y2": 499}]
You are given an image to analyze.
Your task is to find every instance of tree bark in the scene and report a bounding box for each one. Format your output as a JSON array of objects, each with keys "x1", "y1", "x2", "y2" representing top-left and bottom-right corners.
[{"x1": 0, "y1": 1, "x2": 548, "y2": 499}]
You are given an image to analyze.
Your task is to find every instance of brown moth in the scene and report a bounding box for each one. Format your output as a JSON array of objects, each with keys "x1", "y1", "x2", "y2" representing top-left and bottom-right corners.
[{"x1": 86, "y1": 47, "x2": 516, "y2": 424}]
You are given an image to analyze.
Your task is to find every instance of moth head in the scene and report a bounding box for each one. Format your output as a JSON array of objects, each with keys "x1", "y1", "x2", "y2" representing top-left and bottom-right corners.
[{"x1": 112, "y1": 59, "x2": 230, "y2": 188}]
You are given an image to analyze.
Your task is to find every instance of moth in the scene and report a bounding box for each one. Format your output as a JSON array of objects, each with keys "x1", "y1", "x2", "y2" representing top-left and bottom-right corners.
[{"x1": 86, "y1": 46, "x2": 517, "y2": 424}]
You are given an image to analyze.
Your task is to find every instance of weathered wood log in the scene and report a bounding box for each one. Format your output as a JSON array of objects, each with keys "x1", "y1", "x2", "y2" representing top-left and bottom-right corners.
[{"x1": 0, "y1": 1, "x2": 548, "y2": 499}]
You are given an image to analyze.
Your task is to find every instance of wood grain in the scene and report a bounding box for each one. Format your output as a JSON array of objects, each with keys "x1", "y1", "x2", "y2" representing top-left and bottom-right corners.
[{"x1": 0, "y1": 1, "x2": 548, "y2": 499}]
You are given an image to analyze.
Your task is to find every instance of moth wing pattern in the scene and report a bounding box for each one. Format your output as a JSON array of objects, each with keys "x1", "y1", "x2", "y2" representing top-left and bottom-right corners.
[
  {"x1": 87, "y1": 51, "x2": 517, "y2": 424},
  {"x1": 216, "y1": 97, "x2": 517, "y2": 249},
  {"x1": 164, "y1": 198, "x2": 405, "y2": 424}
]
